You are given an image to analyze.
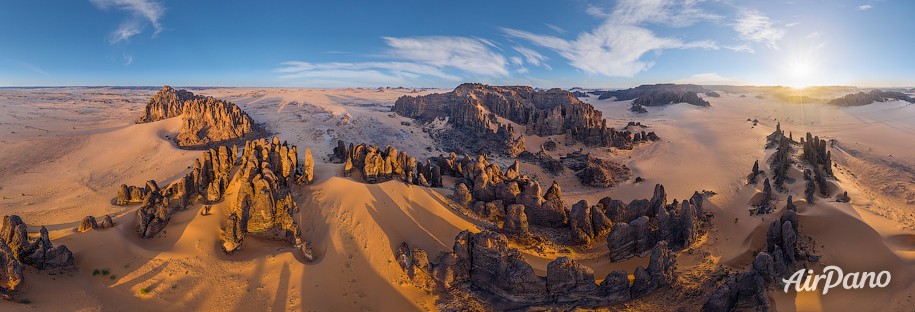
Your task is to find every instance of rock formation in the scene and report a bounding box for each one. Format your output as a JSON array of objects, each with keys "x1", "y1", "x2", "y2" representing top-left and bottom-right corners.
[
  {"x1": 828, "y1": 89, "x2": 915, "y2": 106},
  {"x1": 393, "y1": 83, "x2": 659, "y2": 154},
  {"x1": 0, "y1": 239, "x2": 23, "y2": 300},
  {"x1": 400, "y1": 230, "x2": 676, "y2": 309},
  {"x1": 222, "y1": 138, "x2": 309, "y2": 253},
  {"x1": 0, "y1": 215, "x2": 76, "y2": 276},
  {"x1": 560, "y1": 151, "x2": 632, "y2": 187},
  {"x1": 78, "y1": 216, "x2": 98, "y2": 232},
  {"x1": 331, "y1": 141, "x2": 442, "y2": 187},
  {"x1": 136, "y1": 145, "x2": 238, "y2": 238},
  {"x1": 137, "y1": 86, "x2": 260, "y2": 149},
  {"x1": 593, "y1": 84, "x2": 711, "y2": 110},
  {"x1": 704, "y1": 198, "x2": 813, "y2": 311},
  {"x1": 606, "y1": 185, "x2": 705, "y2": 261}
]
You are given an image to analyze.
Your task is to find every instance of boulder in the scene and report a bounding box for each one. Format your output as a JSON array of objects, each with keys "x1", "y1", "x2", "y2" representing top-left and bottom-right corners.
[
  {"x1": 78, "y1": 216, "x2": 98, "y2": 232},
  {"x1": 503, "y1": 204, "x2": 529, "y2": 235},
  {"x1": 546, "y1": 257, "x2": 598, "y2": 300}
]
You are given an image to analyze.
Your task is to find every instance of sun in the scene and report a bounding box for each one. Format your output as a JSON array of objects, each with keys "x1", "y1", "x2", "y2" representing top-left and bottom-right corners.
[{"x1": 785, "y1": 57, "x2": 816, "y2": 89}]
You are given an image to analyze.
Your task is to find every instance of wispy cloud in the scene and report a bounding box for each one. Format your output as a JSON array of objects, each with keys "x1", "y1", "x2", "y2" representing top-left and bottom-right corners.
[
  {"x1": 857, "y1": 4, "x2": 873, "y2": 11},
  {"x1": 513, "y1": 46, "x2": 549, "y2": 68},
  {"x1": 90, "y1": 0, "x2": 165, "y2": 43},
  {"x1": 276, "y1": 36, "x2": 509, "y2": 86},
  {"x1": 503, "y1": 0, "x2": 719, "y2": 77},
  {"x1": 12, "y1": 60, "x2": 49, "y2": 76},
  {"x1": 733, "y1": 9, "x2": 785, "y2": 50},
  {"x1": 123, "y1": 53, "x2": 134, "y2": 65},
  {"x1": 544, "y1": 23, "x2": 566, "y2": 34},
  {"x1": 382, "y1": 36, "x2": 508, "y2": 76}
]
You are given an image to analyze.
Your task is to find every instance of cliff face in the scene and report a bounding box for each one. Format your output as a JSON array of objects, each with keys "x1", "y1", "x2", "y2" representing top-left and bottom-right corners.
[
  {"x1": 138, "y1": 86, "x2": 259, "y2": 149},
  {"x1": 394, "y1": 83, "x2": 650, "y2": 154}
]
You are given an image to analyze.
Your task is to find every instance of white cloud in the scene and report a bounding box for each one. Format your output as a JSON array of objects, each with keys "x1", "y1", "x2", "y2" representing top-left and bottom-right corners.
[
  {"x1": 585, "y1": 6, "x2": 610, "y2": 18},
  {"x1": 513, "y1": 46, "x2": 549, "y2": 67},
  {"x1": 674, "y1": 73, "x2": 741, "y2": 85},
  {"x1": 610, "y1": 0, "x2": 722, "y2": 27},
  {"x1": 123, "y1": 53, "x2": 134, "y2": 65},
  {"x1": 733, "y1": 9, "x2": 785, "y2": 50},
  {"x1": 382, "y1": 36, "x2": 508, "y2": 76},
  {"x1": 90, "y1": 0, "x2": 165, "y2": 43},
  {"x1": 502, "y1": 1, "x2": 720, "y2": 78},
  {"x1": 276, "y1": 36, "x2": 516, "y2": 86},
  {"x1": 275, "y1": 61, "x2": 460, "y2": 81},
  {"x1": 510, "y1": 56, "x2": 523, "y2": 66},
  {"x1": 857, "y1": 4, "x2": 873, "y2": 10},
  {"x1": 725, "y1": 44, "x2": 755, "y2": 53},
  {"x1": 544, "y1": 23, "x2": 566, "y2": 34}
]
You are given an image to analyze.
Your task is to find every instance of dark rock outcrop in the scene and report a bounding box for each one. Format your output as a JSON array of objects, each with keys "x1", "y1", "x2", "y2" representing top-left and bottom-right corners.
[
  {"x1": 405, "y1": 230, "x2": 676, "y2": 309},
  {"x1": 137, "y1": 86, "x2": 260, "y2": 149},
  {"x1": 1, "y1": 216, "x2": 76, "y2": 275},
  {"x1": 594, "y1": 84, "x2": 711, "y2": 110},
  {"x1": 828, "y1": 89, "x2": 915, "y2": 106},
  {"x1": 560, "y1": 151, "x2": 632, "y2": 187}
]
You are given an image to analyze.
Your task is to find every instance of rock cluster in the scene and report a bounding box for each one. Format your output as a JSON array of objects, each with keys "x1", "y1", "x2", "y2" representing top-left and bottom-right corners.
[
  {"x1": 222, "y1": 137, "x2": 312, "y2": 253},
  {"x1": 453, "y1": 155, "x2": 706, "y2": 252},
  {"x1": 767, "y1": 122, "x2": 793, "y2": 190},
  {"x1": 606, "y1": 185, "x2": 705, "y2": 261},
  {"x1": 330, "y1": 140, "x2": 442, "y2": 187},
  {"x1": 560, "y1": 151, "x2": 633, "y2": 187},
  {"x1": 704, "y1": 198, "x2": 808, "y2": 311},
  {"x1": 137, "y1": 86, "x2": 260, "y2": 149},
  {"x1": 116, "y1": 181, "x2": 156, "y2": 205},
  {"x1": 136, "y1": 145, "x2": 238, "y2": 238},
  {"x1": 398, "y1": 230, "x2": 677, "y2": 309},
  {"x1": 594, "y1": 84, "x2": 711, "y2": 111},
  {"x1": 78, "y1": 215, "x2": 114, "y2": 232},
  {"x1": 393, "y1": 83, "x2": 659, "y2": 154},
  {"x1": 0, "y1": 215, "x2": 77, "y2": 299}
]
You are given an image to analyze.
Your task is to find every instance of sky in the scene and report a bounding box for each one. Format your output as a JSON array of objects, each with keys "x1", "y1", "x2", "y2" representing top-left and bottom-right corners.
[{"x1": 1, "y1": 0, "x2": 913, "y2": 88}]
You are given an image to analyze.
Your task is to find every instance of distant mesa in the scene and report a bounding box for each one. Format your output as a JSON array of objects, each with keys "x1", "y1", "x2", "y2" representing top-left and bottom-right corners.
[
  {"x1": 828, "y1": 89, "x2": 915, "y2": 106},
  {"x1": 593, "y1": 84, "x2": 712, "y2": 113},
  {"x1": 393, "y1": 83, "x2": 658, "y2": 155},
  {"x1": 137, "y1": 86, "x2": 263, "y2": 149}
]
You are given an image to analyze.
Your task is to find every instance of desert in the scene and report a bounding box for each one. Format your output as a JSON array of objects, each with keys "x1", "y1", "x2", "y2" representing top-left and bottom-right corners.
[{"x1": 3, "y1": 1, "x2": 915, "y2": 311}]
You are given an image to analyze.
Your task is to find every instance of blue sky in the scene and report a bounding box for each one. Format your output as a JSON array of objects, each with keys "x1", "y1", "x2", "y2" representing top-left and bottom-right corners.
[{"x1": 1, "y1": 0, "x2": 913, "y2": 88}]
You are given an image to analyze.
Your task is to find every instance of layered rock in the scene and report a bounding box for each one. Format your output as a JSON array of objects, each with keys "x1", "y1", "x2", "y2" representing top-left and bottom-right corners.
[
  {"x1": 393, "y1": 83, "x2": 659, "y2": 154},
  {"x1": 137, "y1": 86, "x2": 260, "y2": 149}
]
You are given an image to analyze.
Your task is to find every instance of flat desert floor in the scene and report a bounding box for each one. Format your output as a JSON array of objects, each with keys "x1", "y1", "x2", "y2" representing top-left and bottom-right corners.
[{"x1": 1, "y1": 87, "x2": 914, "y2": 311}]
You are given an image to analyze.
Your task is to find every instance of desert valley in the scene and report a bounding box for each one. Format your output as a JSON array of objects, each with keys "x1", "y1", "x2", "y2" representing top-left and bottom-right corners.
[{"x1": 0, "y1": 83, "x2": 913, "y2": 311}]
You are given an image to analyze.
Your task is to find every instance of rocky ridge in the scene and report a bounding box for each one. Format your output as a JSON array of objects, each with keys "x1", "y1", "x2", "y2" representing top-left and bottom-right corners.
[
  {"x1": 393, "y1": 83, "x2": 658, "y2": 155},
  {"x1": 137, "y1": 86, "x2": 261, "y2": 149}
]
